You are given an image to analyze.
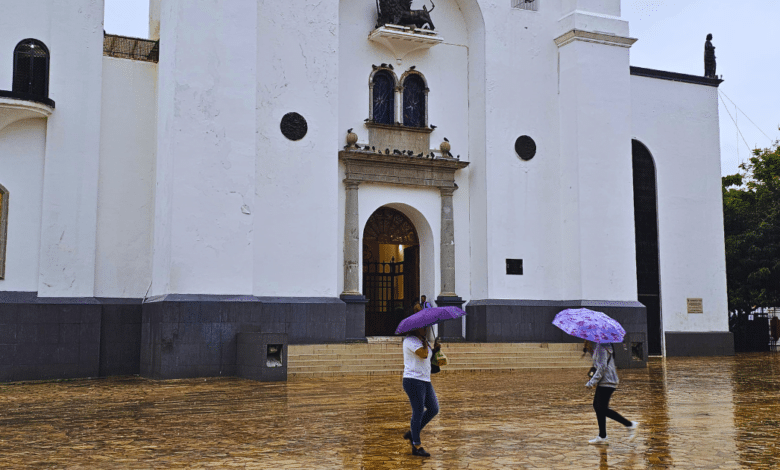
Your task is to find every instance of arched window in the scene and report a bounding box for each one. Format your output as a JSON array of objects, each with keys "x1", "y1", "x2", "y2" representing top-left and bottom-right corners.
[
  {"x1": 0, "y1": 184, "x2": 8, "y2": 280},
  {"x1": 402, "y1": 74, "x2": 426, "y2": 127},
  {"x1": 12, "y1": 39, "x2": 50, "y2": 98},
  {"x1": 371, "y1": 70, "x2": 395, "y2": 125}
]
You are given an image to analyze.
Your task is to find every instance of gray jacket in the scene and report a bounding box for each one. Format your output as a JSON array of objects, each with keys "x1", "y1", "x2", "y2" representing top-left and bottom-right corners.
[{"x1": 586, "y1": 344, "x2": 619, "y2": 388}]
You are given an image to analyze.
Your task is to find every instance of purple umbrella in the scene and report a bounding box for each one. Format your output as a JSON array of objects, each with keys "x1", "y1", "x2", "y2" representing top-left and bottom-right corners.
[
  {"x1": 552, "y1": 308, "x2": 625, "y2": 344},
  {"x1": 395, "y1": 306, "x2": 467, "y2": 335}
]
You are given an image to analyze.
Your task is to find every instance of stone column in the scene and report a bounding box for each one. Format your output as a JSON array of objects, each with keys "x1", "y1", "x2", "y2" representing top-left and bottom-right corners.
[
  {"x1": 439, "y1": 187, "x2": 456, "y2": 297},
  {"x1": 341, "y1": 180, "x2": 367, "y2": 341},
  {"x1": 436, "y1": 186, "x2": 464, "y2": 340}
]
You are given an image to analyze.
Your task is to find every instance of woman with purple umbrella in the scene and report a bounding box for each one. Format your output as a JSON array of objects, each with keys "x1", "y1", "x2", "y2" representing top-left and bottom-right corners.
[
  {"x1": 553, "y1": 308, "x2": 638, "y2": 445},
  {"x1": 584, "y1": 341, "x2": 638, "y2": 445},
  {"x1": 401, "y1": 326, "x2": 440, "y2": 457}
]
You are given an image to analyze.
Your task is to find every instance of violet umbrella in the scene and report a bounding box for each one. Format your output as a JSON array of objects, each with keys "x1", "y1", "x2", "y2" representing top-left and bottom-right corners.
[
  {"x1": 552, "y1": 308, "x2": 625, "y2": 344},
  {"x1": 395, "y1": 306, "x2": 467, "y2": 335}
]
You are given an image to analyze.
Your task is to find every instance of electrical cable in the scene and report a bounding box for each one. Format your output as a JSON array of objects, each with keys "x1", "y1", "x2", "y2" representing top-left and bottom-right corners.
[
  {"x1": 719, "y1": 90, "x2": 774, "y2": 143},
  {"x1": 719, "y1": 94, "x2": 753, "y2": 154}
]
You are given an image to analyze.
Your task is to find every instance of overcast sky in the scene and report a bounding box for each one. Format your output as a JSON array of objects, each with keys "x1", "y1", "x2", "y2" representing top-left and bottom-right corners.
[{"x1": 104, "y1": 0, "x2": 779, "y2": 176}]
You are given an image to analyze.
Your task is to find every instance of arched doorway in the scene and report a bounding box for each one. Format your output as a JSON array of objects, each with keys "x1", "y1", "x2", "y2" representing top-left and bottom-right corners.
[
  {"x1": 632, "y1": 140, "x2": 663, "y2": 355},
  {"x1": 363, "y1": 207, "x2": 420, "y2": 336}
]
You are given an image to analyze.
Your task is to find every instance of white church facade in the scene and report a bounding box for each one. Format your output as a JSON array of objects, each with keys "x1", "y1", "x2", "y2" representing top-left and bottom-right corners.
[{"x1": 0, "y1": 0, "x2": 732, "y2": 381}]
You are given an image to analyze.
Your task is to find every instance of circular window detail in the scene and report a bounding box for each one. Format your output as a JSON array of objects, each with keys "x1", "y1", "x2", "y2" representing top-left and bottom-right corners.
[
  {"x1": 280, "y1": 112, "x2": 308, "y2": 141},
  {"x1": 515, "y1": 135, "x2": 536, "y2": 161}
]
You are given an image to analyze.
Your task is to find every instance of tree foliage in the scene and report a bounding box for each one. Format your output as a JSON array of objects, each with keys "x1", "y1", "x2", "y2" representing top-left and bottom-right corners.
[{"x1": 722, "y1": 141, "x2": 780, "y2": 316}]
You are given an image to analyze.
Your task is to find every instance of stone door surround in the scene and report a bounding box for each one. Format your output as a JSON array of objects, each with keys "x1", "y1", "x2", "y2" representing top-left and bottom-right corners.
[{"x1": 339, "y1": 149, "x2": 469, "y2": 314}]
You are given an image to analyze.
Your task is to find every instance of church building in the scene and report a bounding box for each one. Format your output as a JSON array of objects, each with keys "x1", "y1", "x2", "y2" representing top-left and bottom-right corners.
[{"x1": 0, "y1": 0, "x2": 732, "y2": 381}]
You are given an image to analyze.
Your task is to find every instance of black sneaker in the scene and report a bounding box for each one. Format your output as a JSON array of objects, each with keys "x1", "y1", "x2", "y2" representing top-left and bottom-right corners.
[
  {"x1": 403, "y1": 431, "x2": 411, "y2": 441},
  {"x1": 412, "y1": 446, "x2": 431, "y2": 457}
]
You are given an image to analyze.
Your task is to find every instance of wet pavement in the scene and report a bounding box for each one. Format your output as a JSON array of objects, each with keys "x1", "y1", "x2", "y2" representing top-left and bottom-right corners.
[{"x1": 1, "y1": 354, "x2": 779, "y2": 469}]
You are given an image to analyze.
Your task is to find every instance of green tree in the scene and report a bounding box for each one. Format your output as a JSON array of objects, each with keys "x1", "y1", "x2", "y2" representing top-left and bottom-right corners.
[{"x1": 722, "y1": 141, "x2": 780, "y2": 319}]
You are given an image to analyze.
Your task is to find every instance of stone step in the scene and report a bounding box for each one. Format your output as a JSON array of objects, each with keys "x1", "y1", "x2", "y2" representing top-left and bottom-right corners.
[
  {"x1": 287, "y1": 355, "x2": 588, "y2": 367},
  {"x1": 288, "y1": 364, "x2": 590, "y2": 379},
  {"x1": 289, "y1": 362, "x2": 589, "y2": 373},
  {"x1": 287, "y1": 342, "x2": 591, "y2": 378}
]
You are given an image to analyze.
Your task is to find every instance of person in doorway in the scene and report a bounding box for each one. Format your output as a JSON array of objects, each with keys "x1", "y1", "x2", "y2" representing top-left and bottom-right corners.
[
  {"x1": 402, "y1": 326, "x2": 440, "y2": 457},
  {"x1": 413, "y1": 295, "x2": 431, "y2": 313},
  {"x1": 584, "y1": 341, "x2": 638, "y2": 445}
]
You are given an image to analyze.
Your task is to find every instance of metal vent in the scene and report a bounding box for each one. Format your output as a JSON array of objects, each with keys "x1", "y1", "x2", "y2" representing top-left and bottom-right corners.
[{"x1": 512, "y1": 0, "x2": 538, "y2": 11}]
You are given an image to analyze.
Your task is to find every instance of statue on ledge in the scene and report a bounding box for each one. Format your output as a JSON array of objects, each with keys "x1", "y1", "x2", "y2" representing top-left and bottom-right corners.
[
  {"x1": 376, "y1": 0, "x2": 436, "y2": 31},
  {"x1": 704, "y1": 33, "x2": 717, "y2": 78}
]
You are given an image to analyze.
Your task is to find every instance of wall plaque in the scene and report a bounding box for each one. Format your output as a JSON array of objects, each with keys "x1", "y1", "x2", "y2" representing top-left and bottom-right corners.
[{"x1": 687, "y1": 298, "x2": 703, "y2": 314}]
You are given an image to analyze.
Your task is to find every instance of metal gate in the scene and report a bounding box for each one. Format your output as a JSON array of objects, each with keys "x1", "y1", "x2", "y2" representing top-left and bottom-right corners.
[{"x1": 363, "y1": 260, "x2": 405, "y2": 336}]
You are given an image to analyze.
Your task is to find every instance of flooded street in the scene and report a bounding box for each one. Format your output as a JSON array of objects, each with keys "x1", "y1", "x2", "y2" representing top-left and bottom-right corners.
[{"x1": 1, "y1": 354, "x2": 779, "y2": 469}]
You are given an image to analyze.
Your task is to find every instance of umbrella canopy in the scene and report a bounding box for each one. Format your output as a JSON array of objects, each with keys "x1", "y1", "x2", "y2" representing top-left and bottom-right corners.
[
  {"x1": 552, "y1": 308, "x2": 626, "y2": 344},
  {"x1": 395, "y1": 306, "x2": 467, "y2": 335}
]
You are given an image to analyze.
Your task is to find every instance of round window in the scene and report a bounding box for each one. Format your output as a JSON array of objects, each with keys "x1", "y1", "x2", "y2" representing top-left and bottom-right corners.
[{"x1": 515, "y1": 135, "x2": 536, "y2": 161}]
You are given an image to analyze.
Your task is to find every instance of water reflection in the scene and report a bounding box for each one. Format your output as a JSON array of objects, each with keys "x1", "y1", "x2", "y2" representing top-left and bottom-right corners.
[{"x1": 0, "y1": 355, "x2": 779, "y2": 468}]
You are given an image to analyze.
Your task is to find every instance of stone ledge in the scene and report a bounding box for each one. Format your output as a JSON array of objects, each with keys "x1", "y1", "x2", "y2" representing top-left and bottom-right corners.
[{"x1": 339, "y1": 149, "x2": 468, "y2": 189}]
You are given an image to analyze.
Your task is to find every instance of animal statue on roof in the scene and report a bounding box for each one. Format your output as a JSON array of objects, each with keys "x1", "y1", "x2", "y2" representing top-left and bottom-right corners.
[{"x1": 376, "y1": 0, "x2": 436, "y2": 31}]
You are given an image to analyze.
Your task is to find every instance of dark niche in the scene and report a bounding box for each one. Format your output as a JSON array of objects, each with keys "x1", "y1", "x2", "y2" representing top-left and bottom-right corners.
[
  {"x1": 515, "y1": 135, "x2": 536, "y2": 161},
  {"x1": 506, "y1": 259, "x2": 523, "y2": 275},
  {"x1": 280, "y1": 112, "x2": 308, "y2": 141}
]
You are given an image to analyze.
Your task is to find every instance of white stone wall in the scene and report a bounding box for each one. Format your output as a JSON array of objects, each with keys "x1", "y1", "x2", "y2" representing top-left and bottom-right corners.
[
  {"x1": 0, "y1": 120, "x2": 47, "y2": 291},
  {"x1": 476, "y1": 0, "x2": 638, "y2": 302},
  {"x1": 254, "y1": 0, "x2": 341, "y2": 297},
  {"x1": 95, "y1": 57, "x2": 157, "y2": 298},
  {"x1": 631, "y1": 75, "x2": 730, "y2": 336},
  {"x1": 152, "y1": 0, "x2": 257, "y2": 296},
  {"x1": 0, "y1": 0, "x2": 106, "y2": 297}
]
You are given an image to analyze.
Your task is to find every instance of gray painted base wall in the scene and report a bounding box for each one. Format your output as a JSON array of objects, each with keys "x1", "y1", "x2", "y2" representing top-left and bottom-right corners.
[
  {"x1": 140, "y1": 295, "x2": 346, "y2": 380},
  {"x1": 0, "y1": 293, "x2": 735, "y2": 382},
  {"x1": 0, "y1": 293, "x2": 140, "y2": 382},
  {"x1": 465, "y1": 299, "x2": 648, "y2": 343},
  {"x1": 665, "y1": 332, "x2": 735, "y2": 356}
]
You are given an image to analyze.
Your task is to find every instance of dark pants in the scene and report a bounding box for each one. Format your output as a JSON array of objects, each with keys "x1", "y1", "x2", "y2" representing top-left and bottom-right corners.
[
  {"x1": 593, "y1": 386, "x2": 632, "y2": 438},
  {"x1": 402, "y1": 377, "x2": 439, "y2": 446}
]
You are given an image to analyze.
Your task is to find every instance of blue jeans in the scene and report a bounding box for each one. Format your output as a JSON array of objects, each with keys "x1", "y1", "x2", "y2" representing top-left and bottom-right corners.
[{"x1": 403, "y1": 378, "x2": 439, "y2": 446}]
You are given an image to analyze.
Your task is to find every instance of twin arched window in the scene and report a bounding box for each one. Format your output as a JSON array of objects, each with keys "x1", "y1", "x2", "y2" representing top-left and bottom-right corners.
[
  {"x1": 12, "y1": 39, "x2": 50, "y2": 98},
  {"x1": 370, "y1": 68, "x2": 427, "y2": 128}
]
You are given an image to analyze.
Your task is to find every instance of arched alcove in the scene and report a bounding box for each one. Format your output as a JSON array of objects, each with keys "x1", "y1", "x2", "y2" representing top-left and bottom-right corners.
[
  {"x1": 362, "y1": 206, "x2": 419, "y2": 336},
  {"x1": 632, "y1": 139, "x2": 662, "y2": 355},
  {"x1": 360, "y1": 202, "x2": 436, "y2": 336}
]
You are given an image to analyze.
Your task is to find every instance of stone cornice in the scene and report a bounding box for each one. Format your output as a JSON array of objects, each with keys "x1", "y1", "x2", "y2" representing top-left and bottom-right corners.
[
  {"x1": 339, "y1": 149, "x2": 469, "y2": 189},
  {"x1": 554, "y1": 29, "x2": 637, "y2": 48},
  {"x1": 630, "y1": 66, "x2": 723, "y2": 87}
]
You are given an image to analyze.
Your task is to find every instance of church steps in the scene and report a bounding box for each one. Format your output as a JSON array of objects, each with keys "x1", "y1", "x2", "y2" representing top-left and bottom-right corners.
[{"x1": 288, "y1": 342, "x2": 591, "y2": 379}]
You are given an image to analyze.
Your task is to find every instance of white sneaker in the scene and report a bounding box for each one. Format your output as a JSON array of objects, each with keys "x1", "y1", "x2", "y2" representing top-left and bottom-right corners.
[
  {"x1": 588, "y1": 436, "x2": 609, "y2": 445},
  {"x1": 626, "y1": 421, "x2": 639, "y2": 442}
]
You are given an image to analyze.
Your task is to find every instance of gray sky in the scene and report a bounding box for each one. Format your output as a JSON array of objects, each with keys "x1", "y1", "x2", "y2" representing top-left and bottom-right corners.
[{"x1": 104, "y1": 0, "x2": 779, "y2": 176}]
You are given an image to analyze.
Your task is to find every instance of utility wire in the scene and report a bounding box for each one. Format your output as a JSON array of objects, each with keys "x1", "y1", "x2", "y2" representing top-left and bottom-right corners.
[
  {"x1": 719, "y1": 94, "x2": 753, "y2": 154},
  {"x1": 719, "y1": 90, "x2": 774, "y2": 143}
]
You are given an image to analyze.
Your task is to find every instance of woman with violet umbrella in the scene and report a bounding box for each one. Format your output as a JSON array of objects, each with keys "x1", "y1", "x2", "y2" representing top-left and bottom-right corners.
[
  {"x1": 584, "y1": 340, "x2": 638, "y2": 445},
  {"x1": 401, "y1": 326, "x2": 440, "y2": 457},
  {"x1": 552, "y1": 308, "x2": 638, "y2": 446}
]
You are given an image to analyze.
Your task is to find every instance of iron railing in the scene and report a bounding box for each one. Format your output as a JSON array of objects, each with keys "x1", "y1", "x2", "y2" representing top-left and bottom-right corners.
[{"x1": 103, "y1": 33, "x2": 159, "y2": 63}]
